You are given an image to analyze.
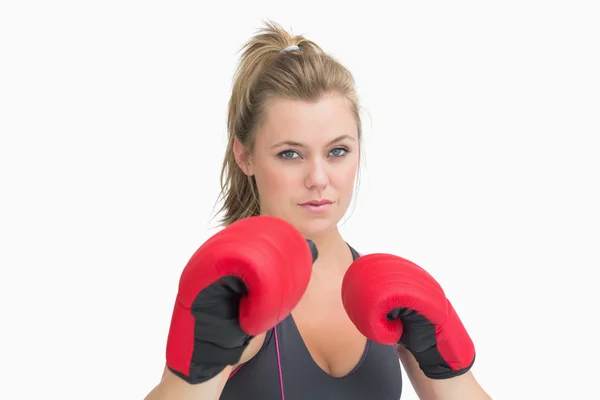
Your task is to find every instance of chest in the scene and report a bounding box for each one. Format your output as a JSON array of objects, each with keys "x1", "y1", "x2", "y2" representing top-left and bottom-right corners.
[{"x1": 291, "y1": 275, "x2": 368, "y2": 378}]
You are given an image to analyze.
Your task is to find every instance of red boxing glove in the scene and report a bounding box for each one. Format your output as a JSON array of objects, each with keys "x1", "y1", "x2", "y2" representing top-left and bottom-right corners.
[
  {"x1": 341, "y1": 253, "x2": 475, "y2": 379},
  {"x1": 166, "y1": 216, "x2": 317, "y2": 384}
]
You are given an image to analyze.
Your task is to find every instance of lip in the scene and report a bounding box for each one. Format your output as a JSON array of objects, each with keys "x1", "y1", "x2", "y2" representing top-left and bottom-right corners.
[
  {"x1": 299, "y1": 199, "x2": 333, "y2": 206},
  {"x1": 298, "y1": 200, "x2": 334, "y2": 214}
]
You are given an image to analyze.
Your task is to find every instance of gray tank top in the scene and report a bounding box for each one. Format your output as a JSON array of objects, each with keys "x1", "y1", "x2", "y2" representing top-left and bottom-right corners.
[{"x1": 219, "y1": 244, "x2": 403, "y2": 399}]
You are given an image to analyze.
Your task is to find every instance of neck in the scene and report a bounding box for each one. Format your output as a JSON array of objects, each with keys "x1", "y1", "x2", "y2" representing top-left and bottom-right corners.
[{"x1": 304, "y1": 227, "x2": 350, "y2": 271}]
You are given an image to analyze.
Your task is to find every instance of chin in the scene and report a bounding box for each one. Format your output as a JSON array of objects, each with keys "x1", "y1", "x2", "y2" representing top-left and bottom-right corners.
[
  {"x1": 293, "y1": 215, "x2": 339, "y2": 239},
  {"x1": 262, "y1": 207, "x2": 341, "y2": 238}
]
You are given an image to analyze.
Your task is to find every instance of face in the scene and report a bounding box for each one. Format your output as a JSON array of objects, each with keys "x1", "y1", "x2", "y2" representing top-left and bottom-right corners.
[{"x1": 235, "y1": 93, "x2": 360, "y2": 238}]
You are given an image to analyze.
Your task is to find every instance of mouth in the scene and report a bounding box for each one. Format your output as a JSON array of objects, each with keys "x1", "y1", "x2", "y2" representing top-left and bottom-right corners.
[
  {"x1": 299, "y1": 199, "x2": 333, "y2": 206},
  {"x1": 298, "y1": 200, "x2": 334, "y2": 213}
]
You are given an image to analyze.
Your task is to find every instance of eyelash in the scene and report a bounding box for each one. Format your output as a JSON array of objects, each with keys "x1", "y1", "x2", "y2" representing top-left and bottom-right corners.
[{"x1": 278, "y1": 147, "x2": 350, "y2": 160}]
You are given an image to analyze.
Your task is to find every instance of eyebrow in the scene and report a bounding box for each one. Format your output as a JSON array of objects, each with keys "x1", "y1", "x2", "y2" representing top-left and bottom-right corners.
[{"x1": 271, "y1": 134, "x2": 355, "y2": 149}]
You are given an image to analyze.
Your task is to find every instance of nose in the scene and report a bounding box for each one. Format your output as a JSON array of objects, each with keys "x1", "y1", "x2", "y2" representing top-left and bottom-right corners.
[{"x1": 304, "y1": 159, "x2": 329, "y2": 190}]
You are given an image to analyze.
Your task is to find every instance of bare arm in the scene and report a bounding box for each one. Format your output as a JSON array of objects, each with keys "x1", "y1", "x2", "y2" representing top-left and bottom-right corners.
[
  {"x1": 396, "y1": 345, "x2": 492, "y2": 400},
  {"x1": 144, "y1": 333, "x2": 266, "y2": 400},
  {"x1": 144, "y1": 364, "x2": 233, "y2": 400}
]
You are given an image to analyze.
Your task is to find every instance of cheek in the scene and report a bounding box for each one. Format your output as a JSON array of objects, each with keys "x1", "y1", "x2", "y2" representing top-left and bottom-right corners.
[
  {"x1": 336, "y1": 162, "x2": 358, "y2": 193},
  {"x1": 254, "y1": 160, "x2": 295, "y2": 196}
]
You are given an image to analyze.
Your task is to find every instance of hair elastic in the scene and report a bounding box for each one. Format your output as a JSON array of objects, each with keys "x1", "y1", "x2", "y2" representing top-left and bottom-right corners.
[{"x1": 279, "y1": 45, "x2": 300, "y2": 54}]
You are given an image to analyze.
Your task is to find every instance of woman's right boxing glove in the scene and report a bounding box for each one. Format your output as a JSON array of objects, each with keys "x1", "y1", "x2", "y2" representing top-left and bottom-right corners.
[{"x1": 165, "y1": 215, "x2": 317, "y2": 384}]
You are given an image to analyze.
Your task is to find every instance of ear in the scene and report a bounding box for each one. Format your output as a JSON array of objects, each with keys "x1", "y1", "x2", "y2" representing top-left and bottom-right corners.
[{"x1": 233, "y1": 137, "x2": 254, "y2": 176}]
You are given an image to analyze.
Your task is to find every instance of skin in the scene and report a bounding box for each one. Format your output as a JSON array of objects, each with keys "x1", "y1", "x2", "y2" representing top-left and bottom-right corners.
[
  {"x1": 236, "y1": 92, "x2": 359, "y2": 246},
  {"x1": 234, "y1": 92, "x2": 364, "y2": 377},
  {"x1": 145, "y1": 92, "x2": 491, "y2": 399},
  {"x1": 234, "y1": 92, "x2": 491, "y2": 398}
]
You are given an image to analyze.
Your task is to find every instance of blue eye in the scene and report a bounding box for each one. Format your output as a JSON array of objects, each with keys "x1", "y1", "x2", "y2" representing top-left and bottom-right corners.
[
  {"x1": 330, "y1": 147, "x2": 348, "y2": 157},
  {"x1": 279, "y1": 150, "x2": 299, "y2": 159}
]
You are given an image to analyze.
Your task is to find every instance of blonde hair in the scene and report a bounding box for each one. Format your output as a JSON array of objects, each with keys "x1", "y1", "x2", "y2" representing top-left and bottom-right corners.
[{"x1": 216, "y1": 20, "x2": 363, "y2": 226}]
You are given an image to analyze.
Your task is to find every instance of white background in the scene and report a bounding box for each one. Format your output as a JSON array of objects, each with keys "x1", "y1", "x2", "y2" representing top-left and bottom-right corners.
[{"x1": 1, "y1": 1, "x2": 599, "y2": 399}]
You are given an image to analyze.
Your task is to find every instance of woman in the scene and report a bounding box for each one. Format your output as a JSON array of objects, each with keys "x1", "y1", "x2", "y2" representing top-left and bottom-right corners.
[{"x1": 145, "y1": 20, "x2": 491, "y2": 399}]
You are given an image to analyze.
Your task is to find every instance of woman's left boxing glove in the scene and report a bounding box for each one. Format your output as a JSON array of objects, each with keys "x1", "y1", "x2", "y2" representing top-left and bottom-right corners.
[{"x1": 341, "y1": 253, "x2": 475, "y2": 379}]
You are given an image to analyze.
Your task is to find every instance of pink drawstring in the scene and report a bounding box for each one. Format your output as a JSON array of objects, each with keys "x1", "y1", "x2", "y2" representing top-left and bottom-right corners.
[
  {"x1": 228, "y1": 364, "x2": 242, "y2": 379},
  {"x1": 274, "y1": 326, "x2": 285, "y2": 400}
]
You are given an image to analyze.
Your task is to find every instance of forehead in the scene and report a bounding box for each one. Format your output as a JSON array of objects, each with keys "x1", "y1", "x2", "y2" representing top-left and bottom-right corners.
[{"x1": 257, "y1": 94, "x2": 358, "y2": 144}]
